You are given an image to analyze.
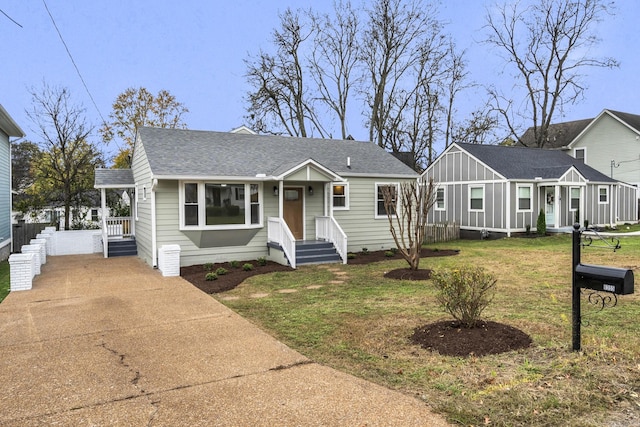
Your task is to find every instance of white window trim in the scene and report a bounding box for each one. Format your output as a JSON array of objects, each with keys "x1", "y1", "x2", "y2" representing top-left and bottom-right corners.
[
  {"x1": 574, "y1": 147, "x2": 587, "y2": 163},
  {"x1": 569, "y1": 186, "x2": 581, "y2": 211},
  {"x1": 435, "y1": 186, "x2": 446, "y2": 211},
  {"x1": 516, "y1": 184, "x2": 533, "y2": 212},
  {"x1": 375, "y1": 182, "x2": 399, "y2": 219},
  {"x1": 598, "y1": 185, "x2": 609, "y2": 204},
  {"x1": 332, "y1": 182, "x2": 350, "y2": 211},
  {"x1": 179, "y1": 181, "x2": 263, "y2": 230},
  {"x1": 469, "y1": 185, "x2": 485, "y2": 213}
]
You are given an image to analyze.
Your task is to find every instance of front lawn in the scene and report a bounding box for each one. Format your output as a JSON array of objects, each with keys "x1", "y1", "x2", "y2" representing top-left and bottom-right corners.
[
  {"x1": 0, "y1": 261, "x2": 9, "y2": 303},
  {"x1": 216, "y1": 234, "x2": 640, "y2": 426}
]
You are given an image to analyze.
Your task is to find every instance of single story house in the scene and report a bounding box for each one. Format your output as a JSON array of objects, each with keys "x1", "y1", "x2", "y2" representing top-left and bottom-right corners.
[
  {"x1": 520, "y1": 109, "x2": 640, "y2": 194},
  {"x1": 95, "y1": 127, "x2": 419, "y2": 268},
  {"x1": 422, "y1": 143, "x2": 638, "y2": 238},
  {"x1": 0, "y1": 104, "x2": 25, "y2": 260}
]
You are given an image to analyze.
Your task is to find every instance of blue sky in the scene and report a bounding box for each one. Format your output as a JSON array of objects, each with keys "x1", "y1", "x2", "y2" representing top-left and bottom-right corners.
[{"x1": 3, "y1": 0, "x2": 638, "y2": 159}]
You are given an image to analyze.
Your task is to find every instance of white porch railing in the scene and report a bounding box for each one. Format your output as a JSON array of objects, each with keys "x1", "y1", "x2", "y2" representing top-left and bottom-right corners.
[
  {"x1": 106, "y1": 217, "x2": 133, "y2": 238},
  {"x1": 316, "y1": 216, "x2": 347, "y2": 264},
  {"x1": 267, "y1": 217, "x2": 297, "y2": 269}
]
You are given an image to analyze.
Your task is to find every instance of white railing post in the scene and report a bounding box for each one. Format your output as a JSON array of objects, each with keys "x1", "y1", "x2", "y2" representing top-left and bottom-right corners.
[
  {"x1": 315, "y1": 216, "x2": 347, "y2": 264},
  {"x1": 267, "y1": 217, "x2": 296, "y2": 269}
]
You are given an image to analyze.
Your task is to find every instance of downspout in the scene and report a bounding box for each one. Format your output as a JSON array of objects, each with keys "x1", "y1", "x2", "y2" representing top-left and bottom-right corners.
[
  {"x1": 151, "y1": 178, "x2": 158, "y2": 267},
  {"x1": 505, "y1": 181, "x2": 511, "y2": 237}
]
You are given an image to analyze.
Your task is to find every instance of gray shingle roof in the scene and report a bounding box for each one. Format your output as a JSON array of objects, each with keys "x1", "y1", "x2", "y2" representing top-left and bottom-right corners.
[
  {"x1": 458, "y1": 143, "x2": 616, "y2": 182},
  {"x1": 94, "y1": 168, "x2": 135, "y2": 188},
  {"x1": 138, "y1": 127, "x2": 418, "y2": 178},
  {"x1": 519, "y1": 118, "x2": 592, "y2": 148}
]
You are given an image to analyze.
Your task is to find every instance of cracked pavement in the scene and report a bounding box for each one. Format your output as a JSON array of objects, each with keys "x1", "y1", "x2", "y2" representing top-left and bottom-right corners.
[{"x1": 0, "y1": 255, "x2": 449, "y2": 426}]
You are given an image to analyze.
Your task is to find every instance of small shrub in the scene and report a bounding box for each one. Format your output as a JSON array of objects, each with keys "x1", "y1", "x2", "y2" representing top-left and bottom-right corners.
[
  {"x1": 347, "y1": 252, "x2": 356, "y2": 259},
  {"x1": 536, "y1": 209, "x2": 546, "y2": 236},
  {"x1": 584, "y1": 219, "x2": 589, "y2": 229},
  {"x1": 215, "y1": 267, "x2": 228, "y2": 276},
  {"x1": 389, "y1": 247, "x2": 398, "y2": 254},
  {"x1": 205, "y1": 272, "x2": 218, "y2": 281},
  {"x1": 431, "y1": 265, "x2": 497, "y2": 328},
  {"x1": 229, "y1": 260, "x2": 240, "y2": 268},
  {"x1": 384, "y1": 251, "x2": 395, "y2": 257},
  {"x1": 203, "y1": 262, "x2": 214, "y2": 271},
  {"x1": 242, "y1": 263, "x2": 254, "y2": 271},
  {"x1": 361, "y1": 247, "x2": 369, "y2": 255},
  {"x1": 525, "y1": 224, "x2": 531, "y2": 235},
  {"x1": 257, "y1": 257, "x2": 267, "y2": 266}
]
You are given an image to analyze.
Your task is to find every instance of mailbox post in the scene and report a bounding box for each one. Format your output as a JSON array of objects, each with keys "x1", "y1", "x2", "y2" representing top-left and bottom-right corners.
[{"x1": 571, "y1": 223, "x2": 634, "y2": 351}]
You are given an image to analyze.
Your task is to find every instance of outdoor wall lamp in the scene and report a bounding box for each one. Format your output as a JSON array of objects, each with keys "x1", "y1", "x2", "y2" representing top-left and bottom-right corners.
[
  {"x1": 273, "y1": 186, "x2": 278, "y2": 197},
  {"x1": 308, "y1": 185, "x2": 314, "y2": 196}
]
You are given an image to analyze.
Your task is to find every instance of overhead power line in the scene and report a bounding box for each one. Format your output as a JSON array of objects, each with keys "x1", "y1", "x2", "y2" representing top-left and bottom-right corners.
[
  {"x1": 0, "y1": 8, "x2": 23, "y2": 27},
  {"x1": 41, "y1": 0, "x2": 109, "y2": 132}
]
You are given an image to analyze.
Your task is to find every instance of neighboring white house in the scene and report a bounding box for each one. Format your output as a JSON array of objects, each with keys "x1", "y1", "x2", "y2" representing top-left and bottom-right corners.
[
  {"x1": 422, "y1": 143, "x2": 637, "y2": 239},
  {"x1": 95, "y1": 127, "x2": 419, "y2": 268},
  {"x1": 0, "y1": 104, "x2": 25, "y2": 260},
  {"x1": 520, "y1": 109, "x2": 640, "y2": 196}
]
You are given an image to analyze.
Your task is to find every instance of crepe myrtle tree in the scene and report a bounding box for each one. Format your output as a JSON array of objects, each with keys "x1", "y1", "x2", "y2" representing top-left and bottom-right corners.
[{"x1": 380, "y1": 178, "x2": 436, "y2": 270}]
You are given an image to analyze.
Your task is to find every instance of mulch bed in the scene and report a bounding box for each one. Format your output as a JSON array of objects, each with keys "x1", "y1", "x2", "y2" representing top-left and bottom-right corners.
[
  {"x1": 180, "y1": 261, "x2": 293, "y2": 294},
  {"x1": 410, "y1": 320, "x2": 533, "y2": 357},
  {"x1": 181, "y1": 247, "x2": 531, "y2": 357}
]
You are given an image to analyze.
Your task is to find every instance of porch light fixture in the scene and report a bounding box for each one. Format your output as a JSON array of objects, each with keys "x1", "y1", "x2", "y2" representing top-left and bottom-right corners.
[
  {"x1": 308, "y1": 185, "x2": 314, "y2": 196},
  {"x1": 273, "y1": 186, "x2": 278, "y2": 197}
]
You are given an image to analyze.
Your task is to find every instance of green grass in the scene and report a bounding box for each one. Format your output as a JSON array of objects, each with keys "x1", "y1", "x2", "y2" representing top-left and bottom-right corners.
[
  {"x1": 605, "y1": 221, "x2": 640, "y2": 233},
  {"x1": 216, "y1": 235, "x2": 640, "y2": 426},
  {"x1": 0, "y1": 261, "x2": 10, "y2": 303}
]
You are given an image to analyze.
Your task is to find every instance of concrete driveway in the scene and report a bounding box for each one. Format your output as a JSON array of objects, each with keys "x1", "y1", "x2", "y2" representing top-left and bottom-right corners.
[{"x1": 0, "y1": 254, "x2": 449, "y2": 426}]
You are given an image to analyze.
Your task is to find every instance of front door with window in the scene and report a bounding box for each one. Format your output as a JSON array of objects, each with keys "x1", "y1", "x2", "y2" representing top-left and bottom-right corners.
[
  {"x1": 545, "y1": 187, "x2": 555, "y2": 226},
  {"x1": 283, "y1": 187, "x2": 304, "y2": 239}
]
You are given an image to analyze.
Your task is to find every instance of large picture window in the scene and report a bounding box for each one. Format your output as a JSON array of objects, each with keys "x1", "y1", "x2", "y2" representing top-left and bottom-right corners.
[
  {"x1": 181, "y1": 182, "x2": 261, "y2": 228},
  {"x1": 376, "y1": 183, "x2": 398, "y2": 218},
  {"x1": 517, "y1": 185, "x2": 532, "y2": 211},
  {"x1": 469, "y1": 186, "x2": 484, "y2": 211}
]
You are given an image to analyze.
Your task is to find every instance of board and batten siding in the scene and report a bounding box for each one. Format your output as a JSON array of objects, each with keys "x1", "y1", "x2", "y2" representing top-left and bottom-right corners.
[
  {"x1": 424, "y1": 147, "x2": 509, "y2": 232},
  {"x1": 131, "y1": 138, "x2": 154, "y2": 266},
  {"x1": 617, "y1": 183, "x2": 637, "y2": 222},
  {"x1": 333, "y1": 176, "x2": 415, "y2": 252},
  {"x1": 572, "y1": 113, "x2": 640, "y2": 187}
]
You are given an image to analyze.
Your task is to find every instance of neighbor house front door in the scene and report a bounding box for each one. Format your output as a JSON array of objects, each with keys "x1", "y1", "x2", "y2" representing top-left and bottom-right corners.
[
  {"x1": 545, "y1": 187, "x2": 555, "y2": 227},
  {"x1": 283, "y1": 187, "x2": 304, "y2": 240}
]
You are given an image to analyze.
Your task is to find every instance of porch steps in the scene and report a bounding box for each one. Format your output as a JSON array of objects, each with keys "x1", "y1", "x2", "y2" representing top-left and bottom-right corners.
[
  {"x1": 295, "y1": 241, "x2": 342, "y2": 265},
  {"x1": 108, "y1": 238, "x2": 137, "y2": 257}
]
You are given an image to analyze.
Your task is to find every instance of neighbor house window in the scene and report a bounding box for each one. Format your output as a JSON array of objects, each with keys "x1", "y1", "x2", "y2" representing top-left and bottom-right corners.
[
  {"x1": 182, "y1": 182, "x2": 261, "y2": 228},
  {"x1": 469, "y1": 186, "x2": 484, "y2": 211},
  {"x1": 598, "y1": 186, "x2": 608, "y2": 204},
  {"x1": 91, "y1": 208, "x2": 99, "y2": 222},
  {"x1": 570, "y1": 187, "x2": 580, "y2": 211},
  {"x1": 517, "y1": 185, "x2": 532, "y2": 211},
  {"x1": 332, "y1": 183, "x2": 349, "y2": 210},
  {"x1": 435, "y1": 187, "x2": 445, "y2": 211},
  {"x1": 574, "y1": 148, "x2": 586, "y2": 163},
  {"x1": 376, "y1": 183, "x2": 398, "y2": 218}
]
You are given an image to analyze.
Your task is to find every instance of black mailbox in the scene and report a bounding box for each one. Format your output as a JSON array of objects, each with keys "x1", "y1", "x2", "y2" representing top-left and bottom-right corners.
[{"x1": 575, "y1": 263, "x2": 634, "y2": 295}]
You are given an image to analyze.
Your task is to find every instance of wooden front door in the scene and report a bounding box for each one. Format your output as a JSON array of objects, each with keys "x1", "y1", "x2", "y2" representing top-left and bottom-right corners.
[{"x1": 283, "y1": 187, "x2": 304, "y2": 240}]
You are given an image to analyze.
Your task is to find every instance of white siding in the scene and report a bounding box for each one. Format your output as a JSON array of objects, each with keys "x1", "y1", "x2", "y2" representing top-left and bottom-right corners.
[{"x1": 572, "y1": 113, "x2": 640, "y2": 187}]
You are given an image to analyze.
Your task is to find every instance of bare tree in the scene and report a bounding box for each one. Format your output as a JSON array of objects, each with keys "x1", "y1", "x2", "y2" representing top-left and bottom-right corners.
[
  {"x1": 381, "y1": 179, "x2": 436, "y2": 270},
  {"x1": 245, "y1": 8, "x2": 328, "y2": 138},
  {"x1": 100, "y1": 87, "x2": 188, "y2": 167},
  {"x1": 309, "y1": 1, "x2": 360, "y2": 139},
  {"x1": 361, "y1": 0, "x2": 441, "y2": 149},
  {"x1": 451, "y1": 105, "x2": 500, "y2": 145},
  {"x1": 26, "y1": 83, "x2": 104, "y2": 230},
  {"x1": 485, "y1": 0, "x2": 618, "y2": 147}
]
